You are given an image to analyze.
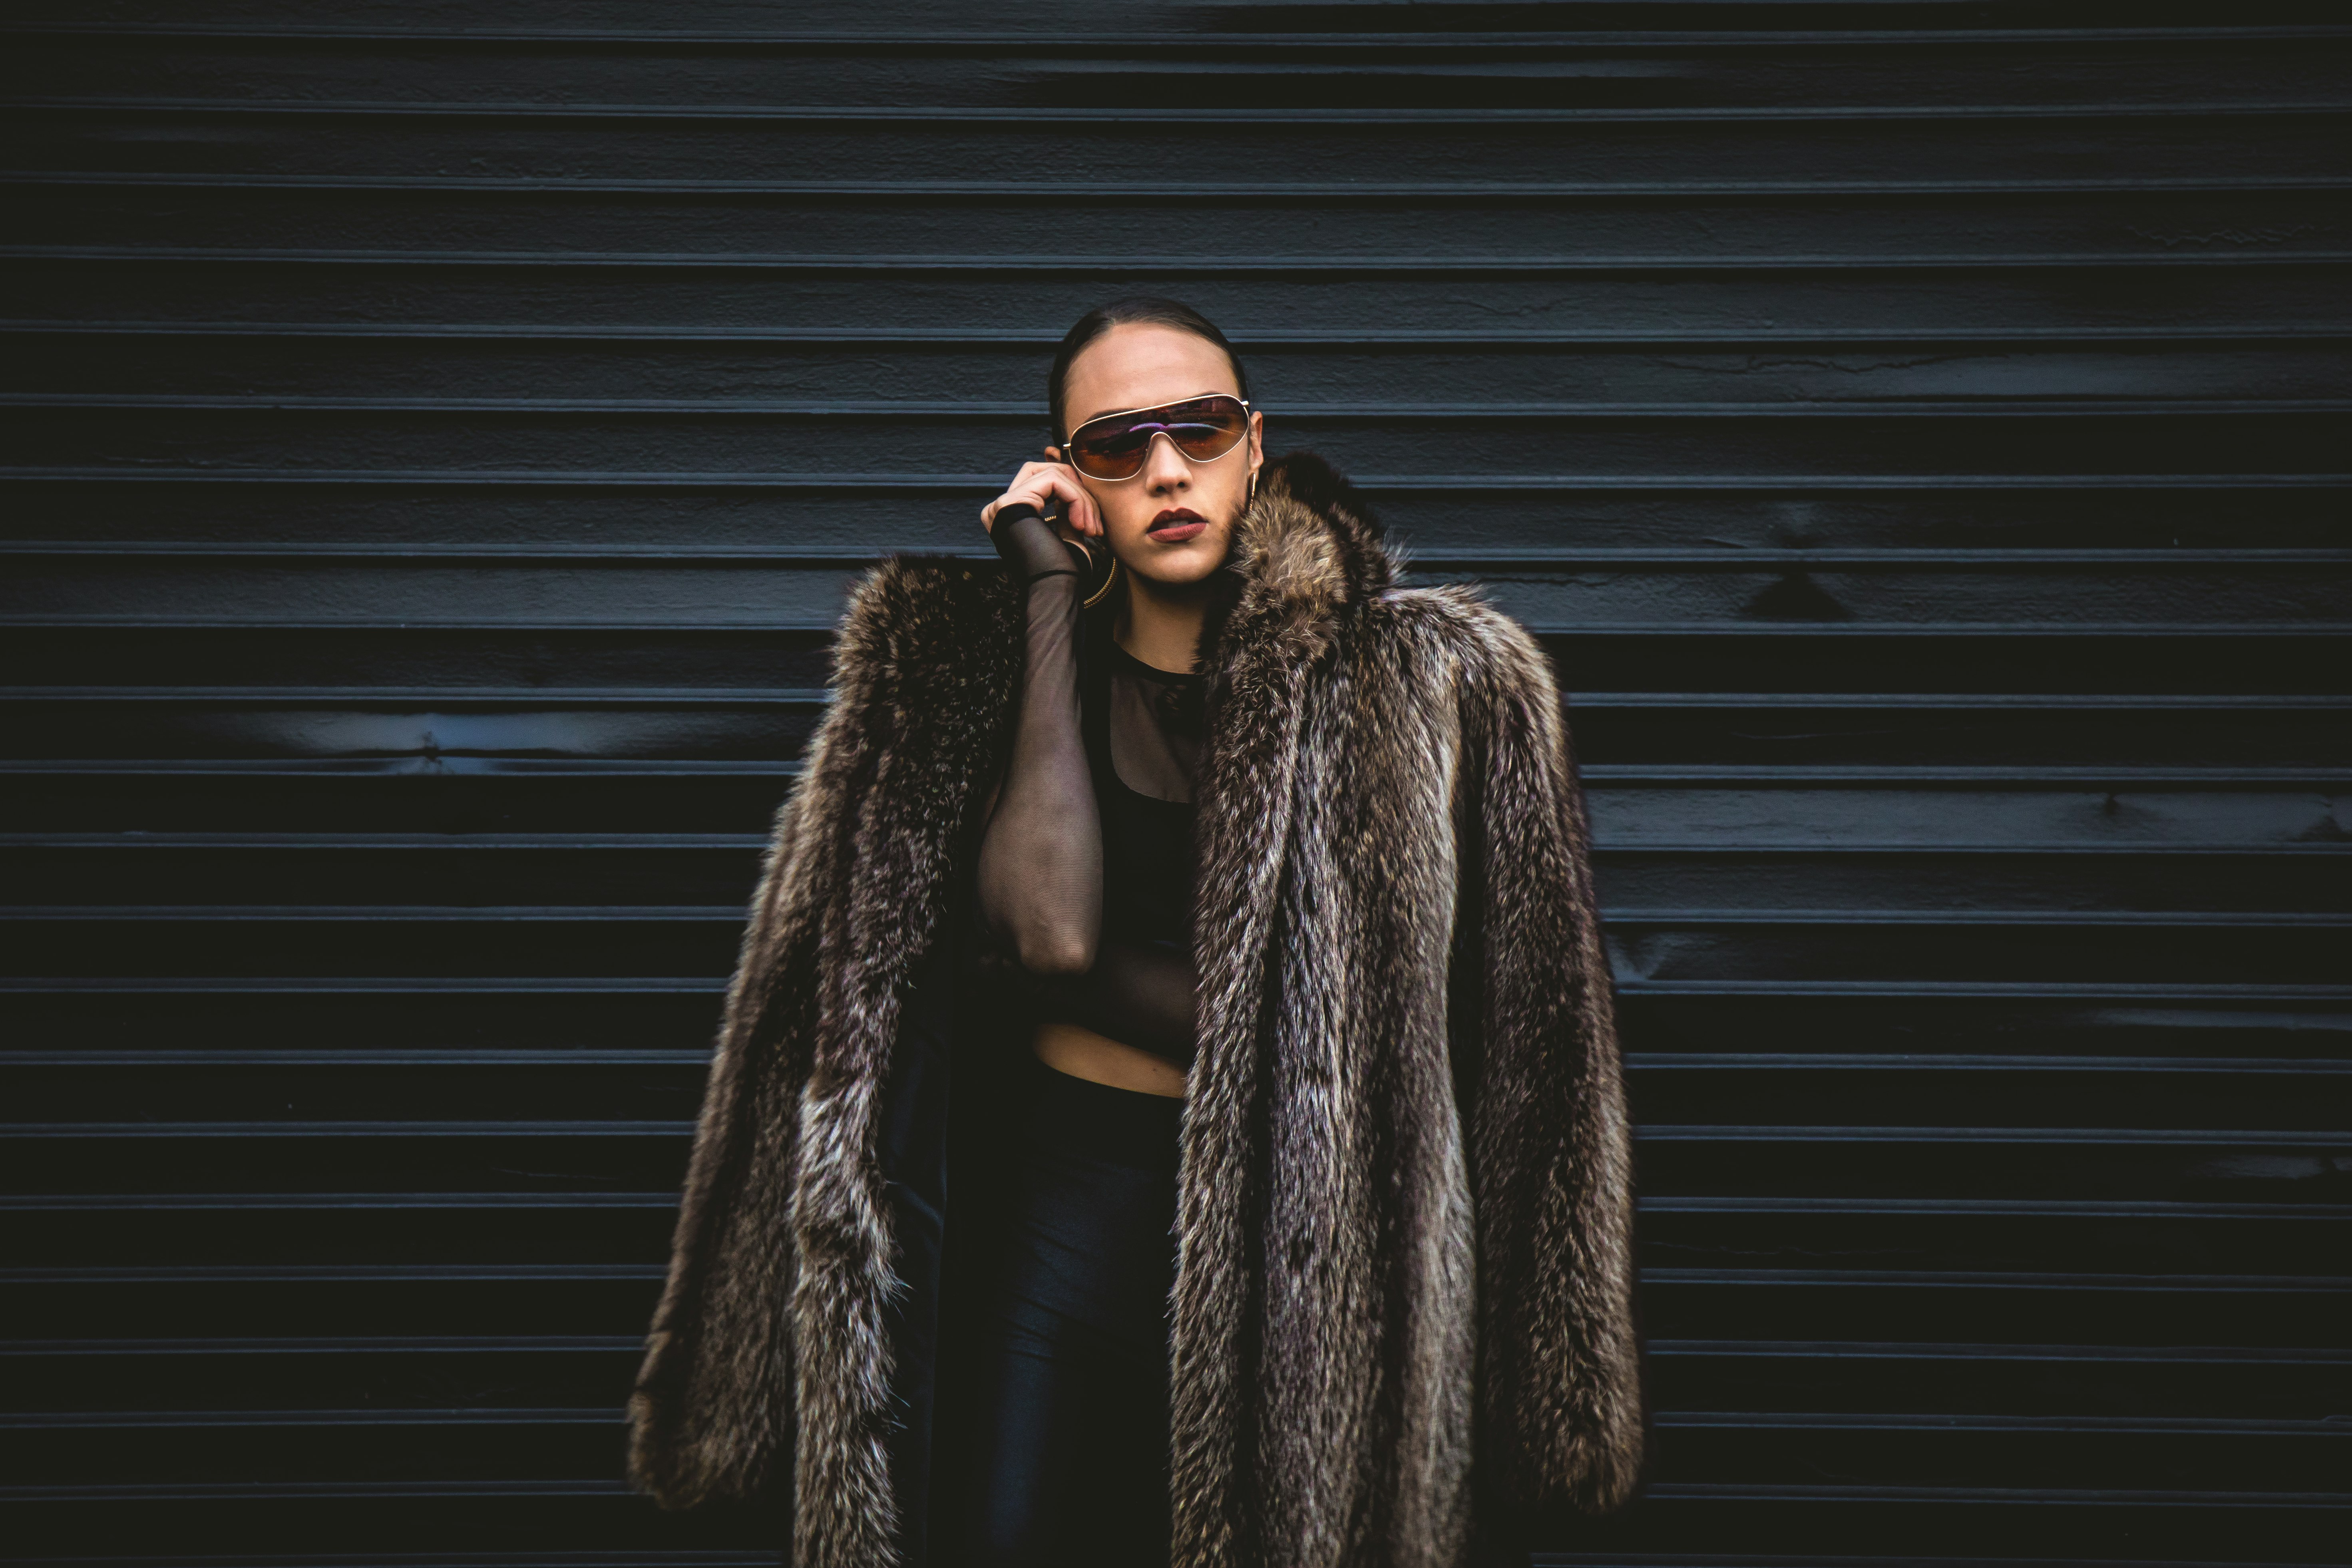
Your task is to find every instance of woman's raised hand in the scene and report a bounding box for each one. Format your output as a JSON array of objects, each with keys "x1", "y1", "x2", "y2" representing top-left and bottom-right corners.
[{"x1": 981, "y1": 447, "x2": 1104, "y2": 540}]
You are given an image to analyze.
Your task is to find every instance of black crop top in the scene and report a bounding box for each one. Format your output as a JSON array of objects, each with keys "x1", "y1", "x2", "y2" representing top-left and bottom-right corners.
[
  {"x1": 1036, "y1": 631, "x2": 1201, "y2": 1065},
  {"x1": 971, "y1": 507, "x2": 1204, "y2": 1073}
]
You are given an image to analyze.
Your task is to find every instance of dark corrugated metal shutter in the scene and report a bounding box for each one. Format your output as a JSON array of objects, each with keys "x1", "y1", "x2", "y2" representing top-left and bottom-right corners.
[{"x1": 5, "y1": 4, "x2": 2346, "y2": 1562}]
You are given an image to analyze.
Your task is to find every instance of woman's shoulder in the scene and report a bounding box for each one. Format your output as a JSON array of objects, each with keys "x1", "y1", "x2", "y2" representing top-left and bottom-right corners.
[
  {"x1": 837, "y1": 550, "x2": 1017, "y2": 639},
  {"x1": 1363, "y1": 581, "x2": 1556, "y2": 693},
  {"x1": 843, "y1": 551, "x2": 1013, "y2": 625},
  {"x1": 830, "y1": 552, "x2": 1021, "y2": 691}
]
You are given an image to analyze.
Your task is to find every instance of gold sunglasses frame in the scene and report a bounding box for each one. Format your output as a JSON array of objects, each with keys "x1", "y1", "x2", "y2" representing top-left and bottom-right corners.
[{"x1": 1058, "y1": 392, "x2": 1255, "y2": 482}]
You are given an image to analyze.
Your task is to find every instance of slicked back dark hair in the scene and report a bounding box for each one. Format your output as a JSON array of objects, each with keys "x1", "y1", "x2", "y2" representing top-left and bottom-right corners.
[{"x1": 1048, "y1": 295, "x2": 1251, "y2": 447}]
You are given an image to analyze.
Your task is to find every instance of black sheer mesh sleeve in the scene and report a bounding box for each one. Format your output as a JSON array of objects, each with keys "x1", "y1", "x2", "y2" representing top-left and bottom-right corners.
[
  {"x1": 971, "y1": 504, "x2": 1208, "y2": 1071},
  {"x1": 973, "y1": 505, "x2": 1102, "y2": 979}
]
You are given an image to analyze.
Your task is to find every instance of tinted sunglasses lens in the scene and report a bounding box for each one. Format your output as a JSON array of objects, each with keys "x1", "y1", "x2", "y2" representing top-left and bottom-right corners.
[
  {"x1": 1163, "y1": 397, "x2": 1249, "y2": 460},
  {"x1": 1070, "y1": 421, "x2": 1154, "y2": 478},
  {"x1": 1068, "y1": 396, "x2": 1247, "y2": 478}
]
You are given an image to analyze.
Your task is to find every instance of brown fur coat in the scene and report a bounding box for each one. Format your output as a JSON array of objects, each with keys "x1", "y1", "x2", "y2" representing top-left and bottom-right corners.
[{"x1": 626, "y1": 452, "x2": 1644, "y2": 1566}]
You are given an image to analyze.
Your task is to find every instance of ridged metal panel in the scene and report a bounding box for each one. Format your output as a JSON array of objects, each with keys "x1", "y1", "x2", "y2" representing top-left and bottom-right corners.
[{"x1": 2, "y1": 4, "x2": 2346, "y2": 1564}]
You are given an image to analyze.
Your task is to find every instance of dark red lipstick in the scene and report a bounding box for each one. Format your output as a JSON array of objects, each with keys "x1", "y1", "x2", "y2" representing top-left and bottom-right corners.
[{"x1": 1147, "y1": 507, "x2": 1208, "y2": 543}]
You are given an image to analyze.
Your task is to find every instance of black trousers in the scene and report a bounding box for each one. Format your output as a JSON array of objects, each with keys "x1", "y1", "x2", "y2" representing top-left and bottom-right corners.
[{"x1": 952, "y1": 1053, "x2": 1184, "y2": 1566}]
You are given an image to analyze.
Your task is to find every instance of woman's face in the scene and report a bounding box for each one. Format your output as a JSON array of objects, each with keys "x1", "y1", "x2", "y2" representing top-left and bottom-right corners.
[{"x1": 1053, "y1": 322, "x2": 1264, "y2": 588}]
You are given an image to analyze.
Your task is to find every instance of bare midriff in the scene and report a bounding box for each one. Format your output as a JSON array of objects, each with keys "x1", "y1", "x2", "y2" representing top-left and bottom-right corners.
[{"x1": 1031, "y1": 1017, "x2": 1188, "y2": 1099}]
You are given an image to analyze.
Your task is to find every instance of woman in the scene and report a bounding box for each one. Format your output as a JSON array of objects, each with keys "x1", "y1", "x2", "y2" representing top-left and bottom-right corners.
[
  {"x1": 953, "y1": 302, "x2": 1270, "y2": 1564},
  {"x1": 627, "y1": 298, "x2": 1645, "y2": 1568}
]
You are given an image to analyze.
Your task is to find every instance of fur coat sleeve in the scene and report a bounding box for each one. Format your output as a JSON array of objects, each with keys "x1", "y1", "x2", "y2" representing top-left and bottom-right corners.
[
  {"x1": 1451, "y1": 609, "x2": 1646, "y2": 1526},
  {"x1": 624, "y1": 560, "x2": 912, "y2": 1510}
]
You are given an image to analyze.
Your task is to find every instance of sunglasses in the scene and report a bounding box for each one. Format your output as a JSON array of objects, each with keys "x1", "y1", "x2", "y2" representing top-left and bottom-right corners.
[{"x1": 1060, "y1": 392, "x2": 1253, "y2": 481}]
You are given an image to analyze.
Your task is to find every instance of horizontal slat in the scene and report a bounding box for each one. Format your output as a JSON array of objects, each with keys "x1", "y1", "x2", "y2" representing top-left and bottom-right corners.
[
  {"x1": 0, "y1": 832, "x2": 762, "y2": 847},
  {"x1": 24, "y1": 97, "x2": 2352, "y2": 125},
  {"x1": 1612, "y1": 981, "x2": 2352, "y2": 997},
  {"x1": 0, "y1": 1123, "x2": 696, "y2": 1137},
  {"x1": 19, "y1": 1120, "x2": 2340, "y2": 1142},
  {"x1": 9, "y1": 1124, "x2": 2342, "y2": 1147},
  {"x1": 0, "y1": 1404, "x2": 619, "y2": 1424},
  {"x1": 7, "y1": 1051, "x2": 2346, "y2": 1071},
  {"x1": 7, "y1": 16, "x2": 2343, "y2": 44},
  {"x1": 5, "y1": 567, "x2": 2345, "y2": 638},
  {"x1": 7, "y1": 395, "x2": 2349, "y2": 427},
  {"x1": 10, "y1": 904, "x2": 2347, "y2": 929},
  {"x1": 8, "y1": 1116, "x2": 2334, "y2": 1204},
  {"x1": 9, "y1": 87, "x2": 2348, "y2": 188},
  {"x1": 0, "y1": 1200, "x2": 2338, "y2": 1278},
  {"x1": 34, "y1": 396, "x2": 2344, "y2": 415},
  {"x1": 30, "y1": 905, "x2": 2340, "y2": 922},
  {"x1": 9, "y1": 1213, "x2": 2333, "y2": 1288},
  {"x1": 10, "y1": 475, "x2": 2347, "y2": 508},
  {"x1": 14, "y1": 242, "x2": 2352, "y2": 291},
  {"x1": 3, "y1": 625, "x2": 2340, "y2": 693},
  {"x1": 13, "y1": 320, "x2": 2352, "y2": 343},
  {"x1": 0, "y1": 977, "x2": 724, "y2": 992},
  {"x1": 1, "y1": 706, "x2": 2344, "y2": 772},
  {"x1": 0, "y1": 1333, "x2": 639, "y2": 1346},
  {"x1": 12, "y1": 1334, "x2": 2348, "y2": 1422},
  {"x1": 9, "y1": 804, "x2": 2342, "y2": 851},
  {"x1": 1644, "y1": 1339, "x2": 2352, "y2": 1419},
  {"x1": 0, "y1": 913, "x2": 2342, "y2": 983},
  {"x1": 26, "y1": 169, "x2": 2347, "y2": 195},
  {"x1": 15, "y1": 60, "x2": 2344, "y2": 111},
  {"x1": 19, "y1": 683, "x2": 2334, "y2": 697},
  {"x1": 5, "y1": 402, "x2": 2343, "y2": 458},
  {"x1": 0, "y1": 1488, "x2": 2334, "y2": 1562},
  {"x1": 9, "y1": 975, "x2": 2343, "y2": 1001},
  {"x1": 11, "y1": 342, "x2": 2352, "y2": 407},
  {"x1": 13, "y1": 465, "x2": 2348, "y2": 488},
  {"x1": 0, "y1": 1407, "x2": 2342, "y2": 1495},
  {"x1": 0, "y1": 1490, "x2": 2327, "y2": 1562},
  {"x1": 6, "y1": 1262, "x2": 2345, "y2": 1355},
  {"x1": 8, "y1": 1118, "x2": 2345, "y2": 1204},
  {"x1": 12, "y1": 239, "x2": 2352, "y2": 271},
  {"x1": 12, "y1": 143, "x2": 2347, "y2": 194},
  {"x1": 8, "y1": 762, "x2": 2346, "y2": 785},
  {"x1": 13, "y1": 549, "x2": 2335, "y2": 567},
  {"x1": 1, "y1": 989, "x2": 2337, "y2": 1067},
  {"x1": 3, "y1": 1193, "x2": 679, "y2": 1208}
]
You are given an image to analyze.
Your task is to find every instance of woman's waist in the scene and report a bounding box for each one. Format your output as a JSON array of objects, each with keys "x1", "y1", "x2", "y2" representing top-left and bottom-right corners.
[{"x1": 1028, "y1": 1018, "x2": 1188, "y2": 1101}]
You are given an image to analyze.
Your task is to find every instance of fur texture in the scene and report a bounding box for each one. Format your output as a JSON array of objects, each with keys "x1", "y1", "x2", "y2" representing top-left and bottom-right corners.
[{"x1": 628, "y1": 452, "x2": 1644, "y2": 1565}]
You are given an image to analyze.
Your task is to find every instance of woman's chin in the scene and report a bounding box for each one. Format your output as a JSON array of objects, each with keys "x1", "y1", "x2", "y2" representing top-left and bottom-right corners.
[
  {"x1": 1119, "y1": 543, "x2": 1232, "y2": 585},
  {"x1": 1116, "y1": 531, "x2": 1230, "y2": 587}
]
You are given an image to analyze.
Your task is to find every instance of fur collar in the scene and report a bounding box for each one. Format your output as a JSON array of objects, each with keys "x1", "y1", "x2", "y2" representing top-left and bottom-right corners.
[{"x1": 1189, "y1": 448, "x2": 1400, "y2": 680}]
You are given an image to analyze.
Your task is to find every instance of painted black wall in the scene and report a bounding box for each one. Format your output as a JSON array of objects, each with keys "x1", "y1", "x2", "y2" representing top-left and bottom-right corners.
[{"x1": 4, "y1": 4, "x2": 2348, "y2": 1565}]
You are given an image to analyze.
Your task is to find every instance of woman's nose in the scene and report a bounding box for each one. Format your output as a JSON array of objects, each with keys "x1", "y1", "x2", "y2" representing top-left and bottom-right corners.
[{"x1": 1142, "y1": 430, "x2": 1190, "y2": 488}]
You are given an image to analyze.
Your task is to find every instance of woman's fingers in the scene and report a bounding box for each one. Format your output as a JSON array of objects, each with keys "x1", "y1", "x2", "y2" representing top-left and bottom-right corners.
[
  {"x1": 985, "y1": 468, "x2": 1096, "y2": 537},
  {"x1": 1039, "y1": 452, "x2": 1101, "y2": 537},
  {"x1": 980, "y1": 462, "x2": 1048, "y2": 531},
  {"x1": 1040, "y1": 466, "x2": 1103, "y2": 537},
  {"x1": 982, "y1": 459, "x2": 1099, "y2": 537}
]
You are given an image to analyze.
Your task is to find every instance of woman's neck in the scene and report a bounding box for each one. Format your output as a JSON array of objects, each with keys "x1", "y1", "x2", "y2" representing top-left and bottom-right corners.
[{"x1": 1115, "y1": 569, "x2": 1212, "y2": 675}]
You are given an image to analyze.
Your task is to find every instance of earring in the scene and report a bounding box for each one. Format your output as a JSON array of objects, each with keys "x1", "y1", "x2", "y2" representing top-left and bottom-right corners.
[
  {"x1": 1076, "y1": 535, "x2": 1120, "y2": 609},
  {"x1": 1248, "y1": 466, "x2": 1260, "y2": 505},
  {"x1": 1085, "y1": 554, "x2": 1120, "y2": 609}
]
